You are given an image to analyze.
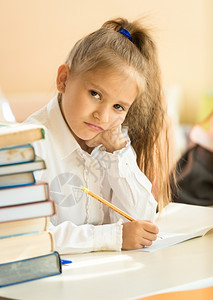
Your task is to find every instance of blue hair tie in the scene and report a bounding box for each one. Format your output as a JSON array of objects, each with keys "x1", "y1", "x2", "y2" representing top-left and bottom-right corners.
[{"x1": 118, "y1": 28, "x2": 131, "y2": 40}]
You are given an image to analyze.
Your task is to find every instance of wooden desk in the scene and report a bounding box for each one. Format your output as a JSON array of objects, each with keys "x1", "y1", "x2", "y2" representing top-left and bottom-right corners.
[{"x1": 1, "y1": 230, "x2": 213, "y2": 300}]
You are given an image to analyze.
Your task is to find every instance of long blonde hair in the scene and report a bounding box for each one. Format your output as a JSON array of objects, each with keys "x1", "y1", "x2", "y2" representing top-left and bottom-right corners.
[{"x1": 59, "y1": 17, "x2": 173, "y2": 209}]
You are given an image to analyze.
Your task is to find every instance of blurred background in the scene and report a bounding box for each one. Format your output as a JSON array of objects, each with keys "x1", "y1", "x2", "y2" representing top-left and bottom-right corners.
[{"x1": 0, "y1": 0, "x2": 212, "y2": 154}]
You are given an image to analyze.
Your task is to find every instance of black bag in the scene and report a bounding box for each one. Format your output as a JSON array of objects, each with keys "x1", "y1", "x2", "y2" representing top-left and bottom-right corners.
[{"x1": 171, "y1": 144, "x2": 213, "y2": 206}]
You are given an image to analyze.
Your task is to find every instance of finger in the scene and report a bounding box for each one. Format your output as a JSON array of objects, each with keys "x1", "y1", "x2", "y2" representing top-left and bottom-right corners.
[
  {"x1": 142, "y1": 231, "x2": 158, "y2": 242},
  {"x1": 140, "y1": 238, "x2": 153, "y2": 247},
  {"x1": 142, "y1": 221, "x2": 159, "y2": 234},
  {"x1": 136, "y1": 244, "x2": 144, "y2": 249},
  {"x1": 108, "y1": 127, "x2": 127, "y2": 145},
  {"x1": 108, "y1": 118, "x2": 124, "y2": 130},
  {"x1": 109, "y1": 124, "x2": 122, "y2": 131},
  {"x1": 85, "y1": 134, "x2": 102, "y2": 147}
]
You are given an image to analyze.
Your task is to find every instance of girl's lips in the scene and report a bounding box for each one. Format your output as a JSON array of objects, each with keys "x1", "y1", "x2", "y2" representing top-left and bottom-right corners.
[{"x1": 85, "y1": 122, "x2": 104, "y2": 132}]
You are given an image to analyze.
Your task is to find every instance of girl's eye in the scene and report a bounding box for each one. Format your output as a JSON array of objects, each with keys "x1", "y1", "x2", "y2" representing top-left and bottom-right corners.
[
  {"x1": 113, "y1": 104, "x2": 124, "y2": 111},
  {"x1": 90, "y1": 90, "x2": 101, "y2": 100}
]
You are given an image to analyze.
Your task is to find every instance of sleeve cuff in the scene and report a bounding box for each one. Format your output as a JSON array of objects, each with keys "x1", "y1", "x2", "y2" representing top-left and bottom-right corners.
[
  {"x1": 95, "y1": 142, "x2": 136, "y2": 176},
  {"x1": 95, "y1": 143, "x2": 152, "y2": 191},
  {"x1": 93, "y1": 220, "x2": 123, "y2": 251}
]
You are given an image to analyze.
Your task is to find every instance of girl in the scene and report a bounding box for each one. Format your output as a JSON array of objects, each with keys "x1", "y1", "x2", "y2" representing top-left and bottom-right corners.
[{"x1": 25, "y1": 17, "x2": 172, "y2": 253}]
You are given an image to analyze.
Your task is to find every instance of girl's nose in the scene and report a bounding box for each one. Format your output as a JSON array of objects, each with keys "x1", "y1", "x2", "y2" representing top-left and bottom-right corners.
[{"x1": 93, "y1": 106, "x2": 110, "y2": 123}]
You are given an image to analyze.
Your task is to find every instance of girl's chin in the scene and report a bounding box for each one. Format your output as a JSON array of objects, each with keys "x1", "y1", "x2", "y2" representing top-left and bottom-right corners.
[
  {"x1": 73, "y1": 132, "x2": 97, "y2": 143},
  {"x1": 74, "y1": 134, "x2": 98, "y2": 152},
  {"x1": 71, "y1": 126, "x2": 100, "y2": 142}
]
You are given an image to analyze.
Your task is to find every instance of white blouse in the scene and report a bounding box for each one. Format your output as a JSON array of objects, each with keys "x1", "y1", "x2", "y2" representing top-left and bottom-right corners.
[{"x1": 25, "y1": 96, "x2": 157, "y2": 254}]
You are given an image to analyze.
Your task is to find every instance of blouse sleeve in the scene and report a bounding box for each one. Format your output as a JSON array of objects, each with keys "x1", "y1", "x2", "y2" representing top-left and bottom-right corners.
[
  {"x1": 95, "y1": 142, "x2": 158, "y2": 223},
  {"x1": 48, "y1": 219, "x2": 123, "y2": 254},
  {"x1": 30, "y1": 135, "x2": 124, "y2": 254}
]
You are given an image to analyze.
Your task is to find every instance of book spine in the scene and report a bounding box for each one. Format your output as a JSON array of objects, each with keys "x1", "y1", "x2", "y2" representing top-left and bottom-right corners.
[{"x1": 0, "y1": 251, "x2": 62, "y2": 287}]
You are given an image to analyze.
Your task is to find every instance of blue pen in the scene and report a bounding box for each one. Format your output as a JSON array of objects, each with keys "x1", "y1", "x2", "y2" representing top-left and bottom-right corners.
[{"x1": 61, "y1": 259, "x2": 72, "y2": 265}]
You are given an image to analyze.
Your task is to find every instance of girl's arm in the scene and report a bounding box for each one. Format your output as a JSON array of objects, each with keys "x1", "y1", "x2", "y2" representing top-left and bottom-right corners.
[
  {"x1": 48, "y1": 217, "x2": 158, "y2": 253},
  {"x1": 48, "y1": 220, "x2": 123, "y2": 254},
  {"x1": 96, "y1": 143, "x2": 159, "y2": 250},
  {"x1": 30, "y1": 123, "x2": 158, "y2": 253},
  {"x1": 86, "y1": 125, "x2": 157, "y2": 220},
  {"x1": 97, "y1": 142, "x2": 158, "y2": 223}
]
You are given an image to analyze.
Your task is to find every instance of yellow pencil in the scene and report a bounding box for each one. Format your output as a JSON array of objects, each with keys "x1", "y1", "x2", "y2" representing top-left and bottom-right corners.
[
  {"x1": 81, "y1": 187, "x2": 136, "y2": 221},
  {"x1": 81, "y1": 186, "x2": 162, "y2": 239}
]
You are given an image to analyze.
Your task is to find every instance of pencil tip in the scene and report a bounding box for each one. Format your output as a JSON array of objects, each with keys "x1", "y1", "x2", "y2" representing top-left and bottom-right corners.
[{"x1": 81, "y1": 186, "x2": 88, "y2": 193}]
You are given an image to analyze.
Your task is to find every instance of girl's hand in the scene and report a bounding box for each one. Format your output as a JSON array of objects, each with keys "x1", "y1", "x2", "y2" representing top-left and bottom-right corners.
[
  {"x1": 85, "y1": 125, "x2": 127, "y2": 153},
  {"x1": 122, "y1": 220, "x2": 159, "y2": 250}
]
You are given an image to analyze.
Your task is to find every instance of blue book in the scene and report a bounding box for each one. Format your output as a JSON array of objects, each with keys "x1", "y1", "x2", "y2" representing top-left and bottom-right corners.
[
  {"x1": 0, "y1": 172, "x2": 36, "y2": 189},
  {"x1": 0, "y1": 251, "x2": 62, "y2": 287},
  {"x1": 0, "y1": 156, "x2": 46, "y2": 189},
  {"x1": 0, "y1": 181, "x2": 49, "y2": 207},
  {"x1": 0, "y1": 156, "x2": 46, "y2": 176}
]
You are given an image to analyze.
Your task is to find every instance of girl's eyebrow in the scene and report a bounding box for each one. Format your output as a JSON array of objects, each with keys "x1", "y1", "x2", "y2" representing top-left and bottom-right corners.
[
  {"x1": 119, "y1": 100, "x2": 132, "y2": 109},
  {"x1": 88, "y1": 81, "x2": 107, "y2": 96}
]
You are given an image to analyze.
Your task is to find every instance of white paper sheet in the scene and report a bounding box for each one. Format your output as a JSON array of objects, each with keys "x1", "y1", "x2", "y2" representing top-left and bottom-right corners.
[{"x1": 139, "y1": 203, "x2": 213, "y2": 252}]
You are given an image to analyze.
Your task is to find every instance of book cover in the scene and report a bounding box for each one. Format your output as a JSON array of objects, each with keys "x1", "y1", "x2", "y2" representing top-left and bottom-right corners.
[
  {"x1": 0, "y1": 251, "x2": 62, "y2": 287},
  {"x1": 0, "y1": 155, "x2": 46, "y2": 176},
  {"x1": 0, "y1": 200, "x2": 55, "y2": 223},
  {"x1": 0, "y1": 144, "x2": 35, "y2": 166},
  {"x1": 0, "y1": 122, "x2": 45, "y2": 148},
  {"x1": 0, "y1": 172, "x2": 36, "y2": 188},
  {"x1": 0, "y1": 231, "x2": 54, "y2": 264},
  {"x1": 0, "y1": 181, "x2": 49, "y2": 206},
  {"x1": 0, "y1": 216, "x2": 49, "y2": 238}
]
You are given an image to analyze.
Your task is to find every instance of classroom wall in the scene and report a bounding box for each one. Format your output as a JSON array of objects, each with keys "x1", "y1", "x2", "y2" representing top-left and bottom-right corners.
[{"x1": 0, "y1": 0, "x2": 212, "y2": 123}]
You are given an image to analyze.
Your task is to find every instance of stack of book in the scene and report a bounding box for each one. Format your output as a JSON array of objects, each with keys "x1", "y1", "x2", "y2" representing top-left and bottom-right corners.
[{"x1": 0, "y1": 122, "x2": 62, "y2": 287}]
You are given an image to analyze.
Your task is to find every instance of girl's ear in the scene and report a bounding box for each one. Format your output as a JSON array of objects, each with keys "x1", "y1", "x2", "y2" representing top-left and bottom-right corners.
[{"x1": 56, "y1": 64, "x2": 70, "y2": 93}]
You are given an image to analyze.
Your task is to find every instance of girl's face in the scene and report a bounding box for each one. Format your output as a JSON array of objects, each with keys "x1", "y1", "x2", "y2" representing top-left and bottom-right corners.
[{"x1": 58, "y1": 65, "x2": 138, "y2": 146}]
